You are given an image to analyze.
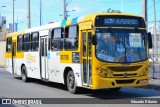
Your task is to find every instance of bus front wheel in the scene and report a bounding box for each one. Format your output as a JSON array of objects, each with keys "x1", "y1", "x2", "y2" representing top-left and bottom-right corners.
[
  {"x1": 21, "y1": 66, "x2": 28, "y2": 82},
  {"x1": 67, "y1": 70, "x2": 77, "y2": 94}
]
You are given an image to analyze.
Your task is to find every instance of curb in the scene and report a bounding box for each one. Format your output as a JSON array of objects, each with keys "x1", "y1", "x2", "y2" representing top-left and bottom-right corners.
[
  {"x1": 139, "y1": 84, "x2": 160, "y2": 90},
  {"x1": 0, "y1": 67, "x2": 6, "y2": 71},
  {"x1": 143, "y1": 83, "x2": 160, "y2": 90}
]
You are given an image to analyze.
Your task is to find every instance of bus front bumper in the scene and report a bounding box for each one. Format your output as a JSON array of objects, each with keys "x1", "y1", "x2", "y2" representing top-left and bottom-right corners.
[{"x1": 92, "y1": 75, "x2": 149, "y2": 89}]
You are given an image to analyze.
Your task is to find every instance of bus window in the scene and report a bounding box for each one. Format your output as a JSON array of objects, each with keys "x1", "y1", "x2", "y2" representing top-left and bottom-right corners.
[
  {"x1": 17, "y1": 35, "x2": 23, "y2": 52},
  {"x1": 31, "y1": 32, "x2": 39, "y2": 51},
  {"x1": 88, "y1": 32, "x2": 92, "y2": 57},
  {"x1": 23, "y1": 34, "x2": 31, "y2": 52},
  {"x1": 83, "y1": 32, "x2": 86, "y2": 57},
  {"x1": 64, "y1": 25, "x2": 78, "y2": 50},
  {"x1": 41, "y1": 38, "x2": 44, "y2": 56},
  {"x1": 6, "y1": 37, "x2": 12, "y2": 52},
  {"x1": 48, "y1": 30, "x2": 51, "y2": 51},
  {"x1": 51, "y1": 28, "x2": 63, "y2": 51}
]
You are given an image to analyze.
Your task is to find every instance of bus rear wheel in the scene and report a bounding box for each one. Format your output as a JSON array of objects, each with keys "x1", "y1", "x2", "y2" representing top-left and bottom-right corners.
[
  {"x1": 21, "y1": 66, "x2": 28, "y2": 82},
  {"x1": 67, "y1": 70, "x2": 77, "y2": 94}
]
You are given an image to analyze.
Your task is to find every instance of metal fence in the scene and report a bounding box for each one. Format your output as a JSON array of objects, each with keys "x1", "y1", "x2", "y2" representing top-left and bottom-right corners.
[
  {"x1": 149, "y1": 54, "x2": 160, "y2": 85},
  {"x1": 150, "y1": 61, "x2": 160, "y2": 80},
  {"x1": 148, "y1": 21, "x2": 160, "y2": 83}
]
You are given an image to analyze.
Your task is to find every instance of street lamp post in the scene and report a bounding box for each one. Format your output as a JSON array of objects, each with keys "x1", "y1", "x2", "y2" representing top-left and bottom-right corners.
[
  {"x1": 27, "y1": 0, "x2": 31, "y2": 28},
  {"x1": 63, "y1": 0, "x2": 66, "y2": 20},
  {"x1": 40, "y1": 0, "x2": 42, "y2": 26},
  {"x1": 13, "y1": 0, "x2": 15, "y2": 32},
  {"x1": 66, "y1": 10, "x2": 75, "y2": 19},
  {"x1": 62, "y1": 0, "x2": 75, "y2": 20}
]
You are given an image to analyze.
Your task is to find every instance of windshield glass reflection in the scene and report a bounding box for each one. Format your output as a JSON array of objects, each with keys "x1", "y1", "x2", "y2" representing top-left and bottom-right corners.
[{"x1": 96, "y1": 28, "x2": 147, "y2": 63}]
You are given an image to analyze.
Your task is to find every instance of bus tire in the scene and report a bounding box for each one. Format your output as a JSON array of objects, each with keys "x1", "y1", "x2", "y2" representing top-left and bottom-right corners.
[
  {"x1": 67, "y1": 70, "x2": 77, "y2": 94},
  {"x1": 21, "y1": 66, "x2": 28, "y2": 82},
  {"x1": 109, "y1": 87, "x2": 121, "y2": 92}
]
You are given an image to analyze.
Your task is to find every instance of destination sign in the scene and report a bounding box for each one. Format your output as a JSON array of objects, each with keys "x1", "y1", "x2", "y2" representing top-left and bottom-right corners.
[
  {"x1": 95, "y1": 16, "x2": 146, "y2": 28},
  {"x1": 104, "y1": 18, "x2": 138, "y2": 26}
]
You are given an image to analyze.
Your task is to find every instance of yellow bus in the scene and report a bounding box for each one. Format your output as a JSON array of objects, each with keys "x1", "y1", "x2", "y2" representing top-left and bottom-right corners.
[{"x1": 6, "y1": 13, "x2": 152, "y2": 93}]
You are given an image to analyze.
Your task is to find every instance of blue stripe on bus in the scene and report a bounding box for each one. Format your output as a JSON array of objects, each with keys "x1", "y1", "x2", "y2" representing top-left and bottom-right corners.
[
  {"x1": 71, "y1": 17, "x2": 78, "y2": 24},
  {"x1": 61, "y1": 20, "x2": 66, "y2": 26},
  {"x1": 47, "y1": 53, "x2": 50, "y2": 59}
]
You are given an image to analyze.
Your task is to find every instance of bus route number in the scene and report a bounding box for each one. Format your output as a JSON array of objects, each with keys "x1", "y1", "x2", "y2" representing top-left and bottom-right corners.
[{"x1": 61, "y1": 55, "x2": 69, "y2": 60}]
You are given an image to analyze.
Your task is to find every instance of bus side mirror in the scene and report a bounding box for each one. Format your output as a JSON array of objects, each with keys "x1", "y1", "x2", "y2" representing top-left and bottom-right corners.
[
  {"x1": 148, "y1": 32, "x2": 152, "y2": 49},
  {"x1": 92, "y1": 35, "x2": 97, "y2": 45}
]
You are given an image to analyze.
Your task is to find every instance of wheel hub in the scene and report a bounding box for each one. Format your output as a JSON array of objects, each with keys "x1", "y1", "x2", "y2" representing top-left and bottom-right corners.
[{"x1": 69, "y1": 75, "x2": 74, "y2": 88}]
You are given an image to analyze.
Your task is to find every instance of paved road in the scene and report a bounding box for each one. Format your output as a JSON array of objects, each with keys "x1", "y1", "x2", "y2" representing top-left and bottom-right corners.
[{"x1": 0, "y1": 68, "x2": 160, "y2": 107}]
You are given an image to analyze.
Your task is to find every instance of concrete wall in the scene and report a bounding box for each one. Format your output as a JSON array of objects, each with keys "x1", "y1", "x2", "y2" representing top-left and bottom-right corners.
[{"x1": 0, "y1": 41, "x2": 6, "y2": 67}]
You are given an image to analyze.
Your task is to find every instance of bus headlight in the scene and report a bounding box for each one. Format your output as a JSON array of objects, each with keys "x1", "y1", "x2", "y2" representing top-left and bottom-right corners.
[
  {"x1": 99, "y1": 69, "x2": 109, "y2": 78},
  {"x1": 99, "y1": 70, "x2": 107, "y2": 78},
  {"x1": 96, "y1": 66, "x2": 111, "y2": 78},
  {"x1": 140, "y1": 66, "x2": 149, "y2": 76}
]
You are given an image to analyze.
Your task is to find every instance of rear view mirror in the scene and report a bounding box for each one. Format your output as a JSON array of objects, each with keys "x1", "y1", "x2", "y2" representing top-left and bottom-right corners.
[
  {"x1": 92, "y1": 35, "x2": 97, "y2": 45},
  {"x1": 148, "y1": 32, "x2": 152, "y2": 49}
]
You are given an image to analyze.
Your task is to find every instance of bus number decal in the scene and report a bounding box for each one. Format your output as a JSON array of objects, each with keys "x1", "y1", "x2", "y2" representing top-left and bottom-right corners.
[
  {"x1": 47, "y1": 53, "x2": 50, "y2": 59},
  {"x1": 60, "y1": 55, "x2": 69, "y2": 60},
  {"x1": 26, "y1": 54, "x2": 36, "y2": 62}
]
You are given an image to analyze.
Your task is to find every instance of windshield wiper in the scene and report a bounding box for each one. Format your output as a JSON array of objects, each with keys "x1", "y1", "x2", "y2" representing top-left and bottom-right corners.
[{"x1": 108, "y1": 27, "x2": 119, "y2": 42}]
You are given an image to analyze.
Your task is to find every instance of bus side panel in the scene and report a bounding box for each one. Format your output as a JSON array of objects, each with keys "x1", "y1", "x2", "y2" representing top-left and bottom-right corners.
[
  {"x1": 48, "y1": 52, "x2": 61, "y2": 82},
  {"x1": 23, "y1": 52, "x2": 41, "y2": 79},
  {"x1": 14, "y1": 58, "x2": 23, "y2": 75},
  {"x1": 6, "y1": 52, "x2": 12, "y2": 73},
  {"x1": 6, "y1": 58, "x2": 12, "y2": 73},
  {"x1": 23, "y1": 52, "x2": 32, "y2": 77},
  {"x1": 62, "y1": 63, "x2": 82, "y2": 87},
  {"x1": 48, "y1": 51, "x2": 82, "y2": 86},
  {"x1": 13, "y1": 51, "x2": 23, "y2": 75},
  {"x1": 30, "y1": 52, "x2": 41, "y2": 79}
]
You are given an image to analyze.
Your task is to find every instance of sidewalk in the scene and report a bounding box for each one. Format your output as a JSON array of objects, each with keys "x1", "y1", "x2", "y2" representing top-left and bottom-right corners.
[
  {"x1": 149, "y1": 62, "x2": 160, "y2": 90},
  {"x1": 0, "y1": 67, "x2": 6, "y2": 71},
  {"x1": 148, "y1": 78, "x2": 160, "y2": 90}
]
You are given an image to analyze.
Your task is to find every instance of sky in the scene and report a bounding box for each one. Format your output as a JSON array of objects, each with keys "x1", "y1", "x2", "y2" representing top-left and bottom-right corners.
[{"x1": 0, "y1": 0, "x2": 160, "y2": 31}]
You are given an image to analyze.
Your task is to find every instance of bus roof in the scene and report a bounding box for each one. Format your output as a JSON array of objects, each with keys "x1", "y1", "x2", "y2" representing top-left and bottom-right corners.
[
  {"x1": 65, "y1": 13, "x2": 143, "y2": 25},
  {"x1": 6, "y1": 13, "x2": 143, "y2": 38},
  {"x1": 6, "y1": 30, "x2": 25, "y2": 38}
]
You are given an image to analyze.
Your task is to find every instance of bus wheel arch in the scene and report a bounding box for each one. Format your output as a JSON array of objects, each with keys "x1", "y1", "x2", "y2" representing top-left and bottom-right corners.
[
  {"x1": 64, "y1": 67, "x2": 72, "y2": 85},
  {"x1": 21, "y1": 64, "x2": 28, "y2": 82},
  {"x1": 63, "y1": 67, "x2": 78, "y2": 94}
]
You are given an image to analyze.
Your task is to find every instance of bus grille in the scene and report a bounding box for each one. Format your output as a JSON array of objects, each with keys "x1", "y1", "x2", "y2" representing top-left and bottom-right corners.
[
  {"x1": 116, "y1": 79, "x2": 135, "y2": 84},
  {"x1": 108, "y1": 66, "x2": 142, "y2": 72},
  {"x1": 113, "y1": 73, "x2": 137, "y2": 77}
]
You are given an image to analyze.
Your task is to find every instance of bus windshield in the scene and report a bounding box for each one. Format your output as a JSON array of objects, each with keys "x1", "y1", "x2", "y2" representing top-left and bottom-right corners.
[{"x1": 96, "y1": 28, "x2": 148, "y2": 63}]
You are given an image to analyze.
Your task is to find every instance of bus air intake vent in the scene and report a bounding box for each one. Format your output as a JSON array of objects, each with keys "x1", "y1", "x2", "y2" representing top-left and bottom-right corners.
[
  {"x1": 116, "y1": 79, "x2": 135, "y2": 84},
  {"x1": 108, "y1": 66, "x2": 142, "y2": 72},
  {"x1": 113, "y1": 73, "x2": 137, "y2": 77}
]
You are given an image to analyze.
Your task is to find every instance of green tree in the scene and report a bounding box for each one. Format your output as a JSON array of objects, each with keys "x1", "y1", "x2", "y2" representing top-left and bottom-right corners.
[
  {"x1": 105, "y1": 8, "x2": 122, "y2": 13},
  {"x1": 0, "y1": 20, "x2": 6, "y2": 32}
]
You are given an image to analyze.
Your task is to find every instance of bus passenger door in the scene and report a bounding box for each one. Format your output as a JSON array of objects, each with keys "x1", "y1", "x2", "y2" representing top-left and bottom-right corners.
[
  {"x1": 12, "y1": 42, "x2": 16, "y2": 74},
  {"x1": 82, "y1": 30, "x2": 92, "y2": 86},
  {"x1": 40, "y1": 36, "x2": 48, "y2": 80}
]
